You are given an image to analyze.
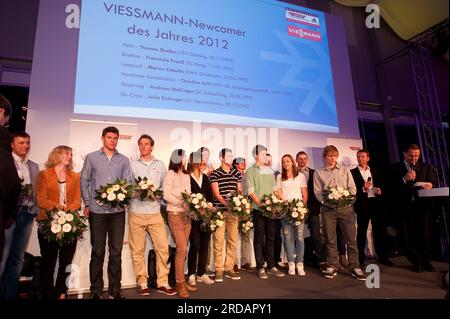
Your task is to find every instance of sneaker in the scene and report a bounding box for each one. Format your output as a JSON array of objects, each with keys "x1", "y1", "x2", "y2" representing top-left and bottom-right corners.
[
  {"x1": 319, "y1": 262, "x2": 328, "y2": 273},
  {"x1": 157, "y1": 285, "x2": 177, "y2": 296},
  {"x1": 258, "y1": 268, "x2": 268, "y2": 279},
  {"x1": 224, "y1": 270, "x2": 241, "y2": 280},
  {"x1": 196, "y1": 274, "x2": 215, "y2": 285},
  {"x1": 288, "y1": 262, "x2": 296, "y2": 275},
  {"x1": 296, "y1": 262, "x2": 306, "y2": 276},
  {"x1": 351, "y1": 267, "x2": 366, "y2": 281},
  {"x1": 138, "y1": 284, "x2": 150, "y2": 296},
  {"x1": 323, "y1": 267, "x2": 338, "y2": 279},
  {"x1": 241, "y1": 263, "x2": 254, "y2": 272},
  {"x1": 262, "y1": 261, "x2": 267, "y2": 268},
  {"x1": 278, "y1": 261, "x2": 287, "y2": 268},
  {"x1": 215, "y1": 271, "x2": 224, "y2": 283},
  {"x1": 188, "y1": 274, "x2": 196, "y2": 286},
  {"x1": 267, "y1": 267, "x2": 286, "y2": 277},
  {"x1": 108, "y1": 291, "x2": 126, "y2": 299},
  {"x1": 233, "y1": 264, "x2": 240, "y2": 273}
]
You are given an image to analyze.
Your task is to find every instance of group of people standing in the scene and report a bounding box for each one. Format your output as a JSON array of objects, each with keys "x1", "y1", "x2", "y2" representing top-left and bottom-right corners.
[{"x1": 0, "y1": 93, "x2": 438, "y2": 300}]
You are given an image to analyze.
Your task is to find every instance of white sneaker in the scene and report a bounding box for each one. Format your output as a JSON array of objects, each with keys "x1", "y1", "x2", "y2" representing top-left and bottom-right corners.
[
  {"x1": 196, "y1": 274, "x2": 215, "y2": 285},
  {"x1": 288, "y1": 262, "x2": 295, "y2": 275},
  {"x1": 296, "y1": 262, "x2": 306, "y2": 276},
  {"x1": 188, "y1": 274, "x2": 196, "y2": 286},
  {"x1": 262, "y1": 261, "x2": 267, "y2": 268}
]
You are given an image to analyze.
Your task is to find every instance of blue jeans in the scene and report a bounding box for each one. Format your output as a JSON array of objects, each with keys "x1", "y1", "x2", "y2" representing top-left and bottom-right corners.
[
  {"x1": 281, "y1": 218, "x2": 305, "y2": 263},
  {"x1": 0, "y1": 206, "x2": 35, "y2": 299}
]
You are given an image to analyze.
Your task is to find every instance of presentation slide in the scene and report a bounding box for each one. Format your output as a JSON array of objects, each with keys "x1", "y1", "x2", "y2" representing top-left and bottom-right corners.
[{"x1": 74, "y1": 0, "x2": 338, "y2": 132}]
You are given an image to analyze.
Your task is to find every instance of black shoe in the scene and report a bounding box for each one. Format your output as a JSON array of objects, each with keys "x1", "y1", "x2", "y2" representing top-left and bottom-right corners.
[
  {"x1": 89, "y1": 292, "x2": 102, "y2": 299},
  {"x1": 424, "y1": 264, "x2": 435, "y2": 272},
  {"x1": 108, "y1": 291, "x2": 126, "y2": 299},
  {"x1": 379, "y1": 258, "x2": 394, "y2": 266},
  {"x1": 411, "y1": 265, "x2": 424, "y2": 273}
]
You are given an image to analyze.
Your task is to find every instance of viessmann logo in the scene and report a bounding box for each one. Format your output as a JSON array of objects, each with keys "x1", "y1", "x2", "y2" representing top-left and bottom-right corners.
[
  {"x1": 285, "y1": 8, "x2": 320, "y2": 27},
  {"x1": 287, "y1": 25, "x2": 321, "y2": 42}
]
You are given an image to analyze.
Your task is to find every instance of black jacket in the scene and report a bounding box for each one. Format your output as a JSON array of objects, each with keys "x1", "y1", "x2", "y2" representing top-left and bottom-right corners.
[
  {"x1": 387, "y1": 161, "x2": 437, "y2": 214},
  {"x1": 0, "y1": 125, "x2": 21, "y2": 221},
  {"x1": 304, "y1": 168, "x2": 322, "y2": 216},
  {"x1": 350, "y1": 166, "x2": 383, "y2": 213}
]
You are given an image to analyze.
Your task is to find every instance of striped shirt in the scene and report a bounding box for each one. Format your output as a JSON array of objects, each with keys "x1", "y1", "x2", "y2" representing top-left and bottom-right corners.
[{"x1": 210, "y1": 167, "x2": 242, "y2": 209}]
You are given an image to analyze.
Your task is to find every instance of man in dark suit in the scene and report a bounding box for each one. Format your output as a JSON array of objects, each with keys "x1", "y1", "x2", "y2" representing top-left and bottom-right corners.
[
  {"x1": 388, "y1": 144, "x2": 437, "y2": 272},
  {"x1": 296, "y1": 151, "x2": 326, "y2": 270},
  {"x1": 351, "y1": 149, "x2": 392, "y2": 267},
  {"x1": 0, "y1": 94, "x2": 21, "y2": 266}
]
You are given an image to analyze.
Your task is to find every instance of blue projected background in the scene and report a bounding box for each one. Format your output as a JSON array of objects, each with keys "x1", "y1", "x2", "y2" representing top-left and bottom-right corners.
[{"x1": 74, "y1": 0, "x2": 338, "y2": 132}]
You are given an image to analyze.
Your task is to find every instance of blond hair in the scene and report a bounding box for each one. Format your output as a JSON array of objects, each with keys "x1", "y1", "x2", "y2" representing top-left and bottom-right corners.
[
  {"x1": 45, "y1": 145, "x2": 73, "y2": 170},
  {"x1": 322, "y1": 145, "x2": 339, "y2": 158}
]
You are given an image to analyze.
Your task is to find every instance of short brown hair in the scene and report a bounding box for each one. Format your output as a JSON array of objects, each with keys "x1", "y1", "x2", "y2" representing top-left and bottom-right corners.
[
  {"x1": 102, "y1": 126, "x2": 119, "y2": 137},
  {"x1": 322, "y1": 145, "x2": 339, "y2": 158},
  {"x1": 357, "y1": 149, "x2": 370, "y2": 157},
  {"x1": 11, "y1": 131, "x2": 30, "y2": 142},
  {"x1": 45, "y1": 145, "x2": 73, "y2": 170},
  {"x1": 403, "y1": 144, "x2": 420, "y2": 153},
  {"x1": 138, "y1": 134, "x2": 154, "y2": 146},
  {"x1": 296, "y1": 151, "x2": 308, "y2": 159}
]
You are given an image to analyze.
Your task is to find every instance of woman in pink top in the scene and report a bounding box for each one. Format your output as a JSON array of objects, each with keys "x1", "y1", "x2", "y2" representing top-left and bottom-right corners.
[{"x1": 163, "y1": 149, "x2": 195, "y2": 298}]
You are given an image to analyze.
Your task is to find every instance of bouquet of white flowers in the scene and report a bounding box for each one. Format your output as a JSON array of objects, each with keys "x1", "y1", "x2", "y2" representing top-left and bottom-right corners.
[
  {"x1": 323, "y1": 186, "x2": 354, "y2": 208},
  {"x1": 95, "y1": 179, "x2": 133, "y2": 210},
  {"x1": 39, "y1": 208, "x2": 87, "y2": 246},
  {"x1": 227, "y1": 192, "x2": 252, "y2": 221},
  {"x1": 286, "y1": 199, "x2": 308, "y2": 226},
  {"x1": 203, "y1": 210, "x2": 225, "y2": 233},
  {"x1": 259, "y1": 192, "x2": 287, "y2": 219},
  {"x1": 134, "y1": 176, "x2": 163, "y2": 201},
  {"x1": 182, "y1": 192, "x2": 214, "y2": 221},
  {"x1": 239, "y1": 219, "x2": 254, "y2": 234}
]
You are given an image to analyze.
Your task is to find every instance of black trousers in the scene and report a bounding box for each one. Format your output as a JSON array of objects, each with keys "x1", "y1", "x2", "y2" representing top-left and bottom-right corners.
[
  {"x1": 306, "y1": 214, "x2": 325, "y2": 264},
  {"x1": 37, "y1": 231, "x2": 77, "y2": 298},
  {"x1": 89, "y1": 211, "x2": 125, "y2": 294},
  {"x1": 355, "y1": 201, "x2": 389, "y2": 264},
  {"x1": 187, "y1": 220, "x2": 211, "y2": 277},
  {"x1": 0, "y1": 204, "x2": 4, "y2": 266},
  {"x1": 253, "y1": 210, "x2": 277, "y2": 270},
  {"x1": 402, "y1": 209, "x2": 432, "y2": 267}
]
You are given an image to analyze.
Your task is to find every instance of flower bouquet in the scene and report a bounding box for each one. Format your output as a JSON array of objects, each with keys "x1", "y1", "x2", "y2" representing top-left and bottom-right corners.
[
  {"x1": 134, "y1": 176, "x2": 162, "y2": 201},
  {"x1": 39, "y1": 208, "x2": 87, "y2": 246},
  {"x1": 286, "y1": 199, "x2": 308, "y2": 226},
  {"x1": 227, "y1": 192, "x2": 252, "y2": 221},
  {"x1": 182, "y1": 192, "x2": 214, "y2": 221},
  {"x1": 95, "y1": 179, "x2": 133, "y2": 210},
  {"x1": 259, "y1": 193, "x2": 286, "y2": 219},
  {"x1": 18, "y1": 178, "x2": 34, "y2": 207},
  {"x1": 202, "y1": 210, "x2": 225, "y2": 233},
  {"x1": 239, "y1": 219, "x2": 254, "y2": 234},
  {"x1": 323, "y1": 186, "x2": 355, "y2": 209}
]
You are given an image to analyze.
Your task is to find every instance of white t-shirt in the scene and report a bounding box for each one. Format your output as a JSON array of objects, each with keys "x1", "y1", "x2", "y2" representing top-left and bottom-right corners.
[{"x1": 277, "y1": 174, "x2": 307, "y2": 201}]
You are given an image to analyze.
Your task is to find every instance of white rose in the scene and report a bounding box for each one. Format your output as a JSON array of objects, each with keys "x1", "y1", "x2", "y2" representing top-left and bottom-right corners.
[
  {"x1": 241, "y1": 199, "x2": 247, "y2": 204},
  {"x1": 217, "y1": 212, "x2": 223, "y2": 218},
  {"x1": 138, "y1": 181, "x2": 145, "y2": 186},
  {"x1": 245, "y1": 203, "x2": 250, "y2": 209},
  {"x1": 117, "y1": 193, "x2": 126, "y2": 201},
  {"x1": 235, "y1": 200, "x2": 241, "y2": 206},
  {"x1": 337, "y1": 187, "x2": 344, "y2": 193},
  {"x1": 150, "y1": 186, "x2": 156, "y2": 192},
  {"x1": 57, "y1": 216, "x2": 67, "y2": 225},
  {"x1": 52, "y1": 214, "x2": 59, "y2": 220},
  {"x1": 331, "y1": 189, "x2": 338, "y2": 196},
  {"x1": 107, "y1": 188, "x2": 114, "y2": 194},
  {"x1": 101, "y1": 193, "x2": 107, "y2": 199},
  {"x1": 210, "y1": 225, "x2": 216, "y2": 231},
  {"x1": 196, "y1": 193, "x2": 203, "y2": 199},
  {"x1": 195, "y1": 205, "x2": 200, "y2": 209},
  {"x1": 293, "y1": 208, "x2": 298, "y2": 212},
  {"x1": 192, "y1": 198, "x2": 199, "y2": 205},
  {"x1": 65, "y1": 214, "x2": 74, "y2": 222},
  {"x1": 62, "y1": 223, "x2": 72, "y2": 233},
  {"x1": 295, "y1": 221, "x2": 301, "y2": 226},
  {"x1": 122, "y1": 190, "x2": 128, "y2": 194},
  {"x1": 107, "y1": 193, "x2": 116, "y2": 201},
  {"x1": 328, "y1": 193, "x2": 334, "y2": 200},
  {"x1": 147, "y1": 179, "x2": 154, "y2": 185},
  {"x1": 57, "y1": 210, "x2": 65, "y2": 217},
  {"x1": 291, "y1": 211, "x2": 299, "y2": 218},
  {"x1": 201, "y1": 202, "x2": 207, "y2": 208},
  {"x1": 237, "y1": 207, "x2": 242, "y2": 212},
  {"x1": 216, "y1": 220, "x2": 224, "y2": 227},
  {"x1": 140, "y1": 184, "x2": 149, "y2": 190},
  {"x1": 343, "y1": 190, "x2": 350, "y2": 197},
  {"x1": 265, "y1": 199, "x2": 271, "y2": 205},
  {"x1": 113, "y1": 185, "x2": 120, "y2": 191},
  {"x1": 266, "y1": 207, "x2": 272, "y2": 211},
  {"x1": 51, "y1": 223, "x2": 62, "y2": 234},
  {"x1": 249, "y1": 222, "x2": 254, "y2": 227},
  {"x1": 301, "y1": 208, "x2": 308, "y2": 214}
]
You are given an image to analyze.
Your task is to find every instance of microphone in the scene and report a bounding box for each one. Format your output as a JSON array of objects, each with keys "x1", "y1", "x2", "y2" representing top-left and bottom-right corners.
[{"x1": 409, "y1": 162, "x2": 416, "y2": 182}]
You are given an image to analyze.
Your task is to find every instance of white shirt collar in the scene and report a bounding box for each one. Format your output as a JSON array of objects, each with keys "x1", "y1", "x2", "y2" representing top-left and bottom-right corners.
[
  {"x1": 190, "y1": 173, "x2": 203, "y2": 187},
  {"x1": 140, "y1": 156, "x2": 156, "y2": 166},
  {"x1": 358, "y1": 165, "x2": 370, "y2": 171},
  {"x1": 12, "y1": 152, "x2": 28, "y2": 164}
]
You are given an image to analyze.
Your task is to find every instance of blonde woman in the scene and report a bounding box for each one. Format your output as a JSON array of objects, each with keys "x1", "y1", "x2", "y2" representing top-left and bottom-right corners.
[{"x1": 36, "y1": 146, "x2": 81, "y2": 299}]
